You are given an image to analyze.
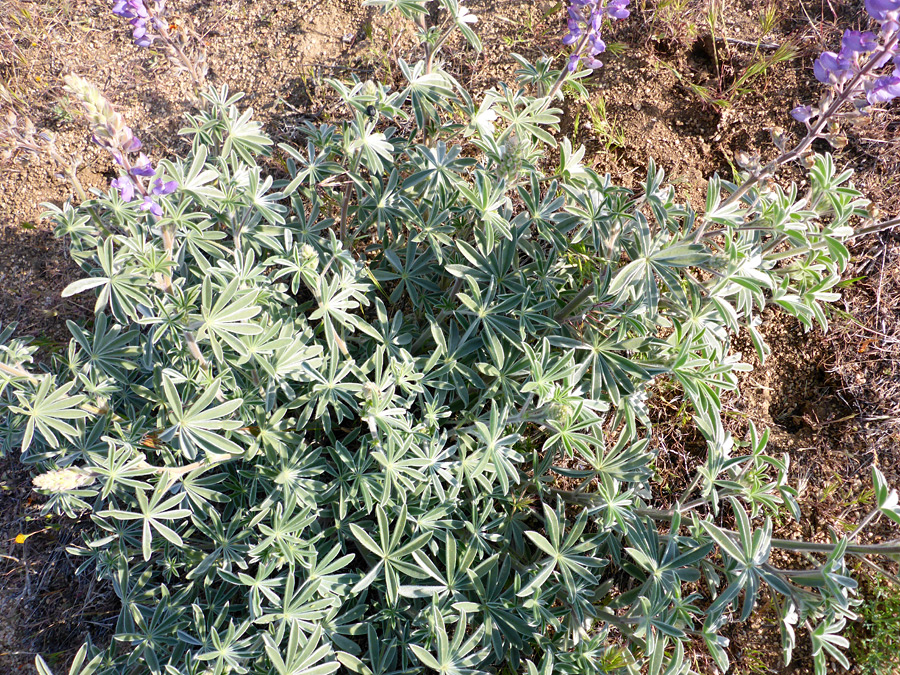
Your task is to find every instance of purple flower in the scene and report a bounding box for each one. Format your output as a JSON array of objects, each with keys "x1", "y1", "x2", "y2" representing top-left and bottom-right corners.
[
  {"x1": 865, "y1": 0, "x2": 900, "y2": 22},
  {"x1": 791, "y1": 105, "x2": 814, "y2": 123},
  {"x1": 605, "y1": 0, "x2": 630, "y2": 20},
  {"x1": 112, "y1": 0, "x2": 149, "y2": 19},
  {"x1": 111, "y1": 176, "x2": 135, "y2": 201},
  {"x1": 112, "y1": 0, "x2": 135, "y2": 18},
  {"x1": 563, "y1": 11, "x2": 582, "y2": 46},
  {"x1": 151, "y1": 178, "x2": 177, "y2": 196},
  {"x1": 139, "y1": 197, "x2": 163, "y2": 217},
  {"x1": 813, "y1": 51, "x2": 853, "y2": 84},
  {"x1": 132, "y1": 20, "x2": 154, "y2": 47},
  {"x1": 840, "y1": 30, "x2": 878, "y2": 58},
  {"x1": 866, "y1": 71, "x2": 900, "y2": 104},
  {"x1": 130, "y1": 153, "x2": 155, "y2": 177},
  {"x1": 112, "y1": 0, "x2": 157, "y2": 48}
]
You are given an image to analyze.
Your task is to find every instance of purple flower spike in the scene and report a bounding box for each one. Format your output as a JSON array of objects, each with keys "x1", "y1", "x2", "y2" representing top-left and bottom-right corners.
[
  {"x1": 791, "y1": 105, "x2": 814, "y2": 123},
  {"x1": 840, "y1": 30, "x2": 878, "y2": 58},
  {"x1": 562, "y1": 0, "x2": 629, "y2": 73},
  {"x1": 111, "y1": 0, "x2": 159, "y2": 48},
  {"x1": 813, "y1": 51, "x2": 853, "y2": 84},
  {"x1": 140, "y1": 197, "x2": 163, "y2": 217},
  {"x1": 111, "y1": 176, "x2": 136, "y2": 202}
]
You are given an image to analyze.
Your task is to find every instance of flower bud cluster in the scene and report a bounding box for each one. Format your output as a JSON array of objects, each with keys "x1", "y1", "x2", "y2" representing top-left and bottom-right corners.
[
  {"x1": 33, "y1": 467, "x2": 96, "y2": 493},
  {"x1": 1, "y1": 110, "x2": 91, "y2": 198},
  {"x1": 495, "y1": 132, "x2": 524, "y2": 182},
  {"x1": 1, "y1": 110, "x2": 39, "y2": 163},
  {"x1": 563, "y1": 0, "x2": 630, "y2": 72},
  {"x1": 63, "y1": 74, "x2": 141, "y2": 161},
  {"x1": 791, "y1": 0, "x2": 900, "y2": 124},
  {"x1": 64, "y1": 74, "x2": 176, "y2": 215}
]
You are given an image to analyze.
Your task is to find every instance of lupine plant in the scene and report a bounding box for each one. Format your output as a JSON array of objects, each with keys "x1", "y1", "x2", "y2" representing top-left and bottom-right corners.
[{"x1": 3, "y1": 1, "x2": 900, "y2": 674}]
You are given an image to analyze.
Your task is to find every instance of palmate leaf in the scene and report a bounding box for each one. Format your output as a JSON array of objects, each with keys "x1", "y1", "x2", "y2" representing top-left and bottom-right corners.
[
  {"x1": 409, "y1": 609, "x2": 490, "y2": 675},
  {"x1": 67, "y1": 313, "x2": 140, "y2": 383},
  {"x1": 158, "y1": 144, "x2": 224, "y2": 203},
  {"x1": 394, "y1": 59, "x2": 456, "y2": 131},
  {"x1": 348, "y1": 114, "x2": 395, "y2": 176},
  {"x1": 11, "y1": 377, "x2": 90, "y2": 453},
  {"x1": 98, "y1": 479, "x2": 192, "y2": 561},
  {"x1": 496, "y1": 91, "x2": 561, "y2": 148},
  {"x1": 159, "y1": 375, "x2": 245, "y2": 461},
  {"x1": 810, "y1": 618, "x2": 850, "y2": 675},
  {"x1": 308, "y1": 261, "x2": 373, "y2": 355},
  {"x1": 256, "y1": 575, "x2": 334, "y2": 632},
  {"x1": 61, "y1": 237, "x2": 150, "y2": 324},
  {"x1": 373, "y1": 236, "x2": 441, "y2": 306},
  {"x1": 242, "y1": 165, "x2": 286, "y2": 225},
  {"x1": 193, "y1": 276, "x2": 263, "y2": 363},
  {"x1": 262, "y1": 624, "x2": 339, "y2": 675},
  {"x1": 221, "y1": 103, "x2": 273, "y2": 164},
  {"x1": 610, "y1": 217, "x2": 710, "y2": 317},
  {"x1": 349, "y1": 503, "x2": 432, "y2": 605},
  {"x1": 279, "y1": 141, "x2": 344, "y2": 196},
  {"x1": 519, "y1": 504, "x2": 606, "y2": 600}
]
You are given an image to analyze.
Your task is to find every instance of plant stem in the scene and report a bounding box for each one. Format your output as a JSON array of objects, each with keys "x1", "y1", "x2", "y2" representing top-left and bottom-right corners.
[
  {"x1": 555, "y1": 282, "x2": 595, "y2": 322},
  {"x1": 848, "y1": 506, "x2": 882, "y2": 542},
  {"x1": 546, "y1": 32, "x2": 591, "y2": 103},
  {"x1": 339, "y1": 150, "x2": 362, "y2": 246},
  {"x1": 411, "y1": 277, "x2": 463, "y2": 353}
]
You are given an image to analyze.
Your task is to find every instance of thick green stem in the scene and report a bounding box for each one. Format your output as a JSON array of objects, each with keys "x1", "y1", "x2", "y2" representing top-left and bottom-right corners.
[
  {"x1": 555, "y1": 282, "x2": 595, "y2": 322},
  {"x1": 339, "y1": 151, "x2": 362, "y2": 246}
]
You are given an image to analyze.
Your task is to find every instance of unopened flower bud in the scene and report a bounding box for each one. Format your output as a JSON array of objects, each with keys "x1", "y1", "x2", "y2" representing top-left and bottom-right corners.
[
  {"x1": 33, "y1": 467, "x2": 96, "y2": 492},
  {"x1": 769, "y1": 126, "x2": 788, "y2": 151},
  {"x1": 300, "y1": 244, "x2": 319, "y2": 266},
  {"x1": 361, "y1": 80, "x2": 378, "y2": 98}
]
